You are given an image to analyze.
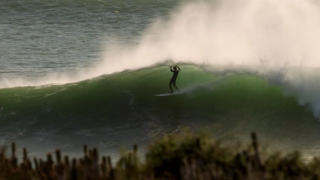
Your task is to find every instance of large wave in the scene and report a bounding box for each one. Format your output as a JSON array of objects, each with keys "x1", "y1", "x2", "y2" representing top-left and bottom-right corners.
[
  {"x1": 0, "y1": 64, "x2": 318, "y2": 134},
  {"x1": 2, "y1": 0, "x2": 320, "y2": 119},
  {"x1": 2, "y1": 64, "x2": 320, "y2": 158}
]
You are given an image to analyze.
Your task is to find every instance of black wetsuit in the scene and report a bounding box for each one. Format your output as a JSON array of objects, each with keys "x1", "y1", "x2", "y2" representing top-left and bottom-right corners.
[{"x1": 169, "y1": 66, "x2": 181, "y2": 93}]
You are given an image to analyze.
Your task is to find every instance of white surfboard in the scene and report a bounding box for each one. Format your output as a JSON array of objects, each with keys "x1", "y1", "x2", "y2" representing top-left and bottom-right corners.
[
  {"x1": 155, "y1": 93, "x2": 179, "y2": 97},
  {"x1": 155, "y1": 83, "x2": 209, "y2": 97},
  {"x1": 155, "y1": 90, "x2": 185, "y2": 97}
]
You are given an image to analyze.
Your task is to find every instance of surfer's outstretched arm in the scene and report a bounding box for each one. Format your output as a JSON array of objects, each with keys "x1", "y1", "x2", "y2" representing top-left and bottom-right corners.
[
  {"x1": 170, "y1": 66, "x2": 174, "y2": 72},
  {"x1": 176, "y1": 65, "x2": 181, "y2": 71}
]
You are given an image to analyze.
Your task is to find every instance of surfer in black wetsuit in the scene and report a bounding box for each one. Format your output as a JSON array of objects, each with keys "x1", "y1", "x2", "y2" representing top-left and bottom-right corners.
[{"x1": 169, "y1": 65, "x2": 181, "y2": 93}]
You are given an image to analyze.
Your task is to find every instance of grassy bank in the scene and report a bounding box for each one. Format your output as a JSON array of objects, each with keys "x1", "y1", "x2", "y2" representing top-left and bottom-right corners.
[{"x1": 0, "y1": 131, "x2": 320, "y2": 180}]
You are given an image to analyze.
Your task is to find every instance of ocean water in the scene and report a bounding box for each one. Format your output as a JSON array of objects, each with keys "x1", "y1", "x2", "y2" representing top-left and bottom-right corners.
[{"x1": 2, "y1": 0, "x2": 320, "y2": 160}]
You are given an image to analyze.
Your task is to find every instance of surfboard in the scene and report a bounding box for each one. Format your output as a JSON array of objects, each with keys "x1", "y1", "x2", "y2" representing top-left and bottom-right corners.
[
  {"x1": 155, "y1": 93, "x2": 176, "y2": 97},
  {"x1": 155, "y1": 91, "x2": 183, "y2": 96}
]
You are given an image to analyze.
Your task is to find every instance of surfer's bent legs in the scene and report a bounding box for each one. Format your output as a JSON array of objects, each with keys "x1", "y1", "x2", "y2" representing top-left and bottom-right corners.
[
  {"x1": 169, "y1": 80, "x2": 173, "y2": 93},
  {"x1": 173, "y1": 82, "x2": 178, "y2": 90},
  {"x1": 169, "y1": 78, "x2": 178, "y2": 93}
]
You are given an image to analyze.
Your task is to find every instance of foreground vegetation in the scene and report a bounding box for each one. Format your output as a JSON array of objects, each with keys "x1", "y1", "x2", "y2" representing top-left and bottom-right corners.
[{"x1": 1, "y1": 131, "x2": 320, "y2": 180}]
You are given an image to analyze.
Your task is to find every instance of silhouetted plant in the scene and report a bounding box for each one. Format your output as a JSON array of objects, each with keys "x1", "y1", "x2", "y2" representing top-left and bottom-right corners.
[{"x1": 0, "y1": 131, "x2": 319, "y2": 180}]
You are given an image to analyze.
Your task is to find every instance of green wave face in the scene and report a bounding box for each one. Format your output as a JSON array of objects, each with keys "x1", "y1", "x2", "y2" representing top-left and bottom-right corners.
[
  {"x1": 0, "y1": 64, "x2": 316, "y2": 128},
  {"x1": 1, "y1": 64, "x2": 320, "y2": 157}
]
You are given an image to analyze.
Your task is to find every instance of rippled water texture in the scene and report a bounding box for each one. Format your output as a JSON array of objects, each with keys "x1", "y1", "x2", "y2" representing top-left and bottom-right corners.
[{"x1": 0, "y1": 0, "x2": 176, "y2": 80}]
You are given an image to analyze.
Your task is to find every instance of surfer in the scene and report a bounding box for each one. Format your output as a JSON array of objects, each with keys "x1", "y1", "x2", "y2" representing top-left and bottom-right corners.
[{"x1": 169, "y1": 65, "x2": 181, "y2": 93}]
